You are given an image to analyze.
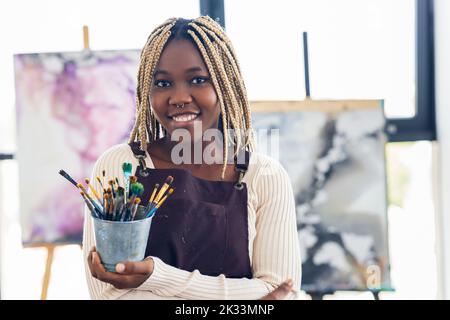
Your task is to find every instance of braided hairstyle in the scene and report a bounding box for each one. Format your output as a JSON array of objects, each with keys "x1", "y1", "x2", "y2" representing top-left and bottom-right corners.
[{"x1": 128, "y1": 16, "x2": 255, "y2": 179}]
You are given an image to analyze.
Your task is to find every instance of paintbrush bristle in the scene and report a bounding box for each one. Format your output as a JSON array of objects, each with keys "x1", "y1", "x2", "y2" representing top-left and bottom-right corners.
[
  {"x1": 58, "y1": 169, "x2": 78, "y2": 187},
  {"x1": 165, "y1": 176, "x2": 174, "y2": 185},
  {"x1": 130, "y1": 182, "x2": 144, "y2": 196},
  {"x1": 122, "y1": 162, "x2": 132, "y2": 174},
  {"x1": 96, "y1": 176, "x2": 103, "y2": 187},
  {"x1": 85, "y1": 178, "x2": 90, "y2": 184}
]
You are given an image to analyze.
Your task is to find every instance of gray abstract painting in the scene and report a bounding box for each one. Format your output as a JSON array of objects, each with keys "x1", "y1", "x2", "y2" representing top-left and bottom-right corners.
[{"x1": 251, "y1": 104, "x2": 392, "y2": 294}]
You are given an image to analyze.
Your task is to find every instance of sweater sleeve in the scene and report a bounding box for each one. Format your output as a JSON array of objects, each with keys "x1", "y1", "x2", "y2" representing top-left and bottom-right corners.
[{"x1": 136, "y1": 155, "x2": 302, "y2": 300}]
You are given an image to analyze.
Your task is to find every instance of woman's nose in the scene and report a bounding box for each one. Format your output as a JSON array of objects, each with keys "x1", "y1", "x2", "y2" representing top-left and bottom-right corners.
[{"x1": 168, "y1": 85, "x2": 193, "y2": 106}]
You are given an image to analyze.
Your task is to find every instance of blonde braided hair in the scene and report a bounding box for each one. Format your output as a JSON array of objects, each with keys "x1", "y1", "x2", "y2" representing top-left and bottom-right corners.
[{"x1": 128, "y1": 16, "x2": 255, "y2": 179}]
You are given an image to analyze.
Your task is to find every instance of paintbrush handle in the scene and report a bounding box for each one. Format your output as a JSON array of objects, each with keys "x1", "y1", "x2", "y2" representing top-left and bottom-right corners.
[
  {"x1": 154, "y1": 183, "x2": 169, "y2": 204},
  {"x1": 124, "y1": 175, "x2": 130, "y2": 204},
  {"x1": 81, "y1": 193, "x2": 101, "y2": 218},
  {"x1": 88, "y1": 184, "x2": 102, "y2": 204}
]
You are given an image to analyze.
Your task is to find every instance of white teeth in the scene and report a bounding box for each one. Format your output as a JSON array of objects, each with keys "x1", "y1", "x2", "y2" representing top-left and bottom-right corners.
[{"x1": 172, "y1": 114, "x2": 198, "y2": 122}]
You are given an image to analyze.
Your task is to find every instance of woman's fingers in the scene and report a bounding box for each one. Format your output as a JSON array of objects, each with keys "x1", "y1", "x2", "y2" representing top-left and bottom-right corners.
[
  {"x1": 260, "y1": 279, "x2": 294, "y2": 300},
  {"x1": 87, "y1": 247, "x2": 98, "y2": 278},
  {"x1": 92, "y1": 251, "x2": 106, "y2": 273},
  {"x1": 115, "y1": 258, "x2": 153, "y2": 276}
]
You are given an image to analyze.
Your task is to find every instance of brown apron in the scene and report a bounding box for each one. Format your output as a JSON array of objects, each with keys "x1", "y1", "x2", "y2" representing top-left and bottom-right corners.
[{"x1": 129, "y1": 142, "x2": 252, "y2": 278}]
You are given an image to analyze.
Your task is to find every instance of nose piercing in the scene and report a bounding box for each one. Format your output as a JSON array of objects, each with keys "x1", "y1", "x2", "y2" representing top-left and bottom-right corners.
[{"x1": 176, "y1": 104, "x2": 185, "y2": 108}]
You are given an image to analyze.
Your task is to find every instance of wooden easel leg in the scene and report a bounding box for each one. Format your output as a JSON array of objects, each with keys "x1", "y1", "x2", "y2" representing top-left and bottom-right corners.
[
  {"x1": 372, "y1": 291, "x2": 380, "y2": 300},
  {"x1": 41, "y1": 246, "x2": 55, "y2": 300}
]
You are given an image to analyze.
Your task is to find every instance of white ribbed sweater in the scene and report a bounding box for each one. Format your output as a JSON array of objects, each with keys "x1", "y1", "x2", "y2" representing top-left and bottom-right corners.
[{"x1": 82, "y1": 143, "x2": 301, "y2": 300}]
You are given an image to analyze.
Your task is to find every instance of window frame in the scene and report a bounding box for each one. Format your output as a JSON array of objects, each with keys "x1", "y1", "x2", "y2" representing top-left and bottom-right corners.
[
  {"x1": 386, "y1": 0, "x2": 436, "y2": 142},
  {"x1": 201, "y1": 0, "x2": 437, "y2": 143}
]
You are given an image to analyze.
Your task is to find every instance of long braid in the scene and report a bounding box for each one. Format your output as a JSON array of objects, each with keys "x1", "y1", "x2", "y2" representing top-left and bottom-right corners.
[
  {"x1": 189, "y1": 23, "x2": 243, "y2": 151},
  {"x1": 128, "y1": 19, "x2": 176, "y2": 152},
  {"x1": 139, "y1": 29, "x2": 172, "y2": 149},
  {"x1": 200, "y1": 26, "x2": 255, "y2": 149},
  {"x1": 128, "y1": 16, "x2": 254, "y2": 179}
]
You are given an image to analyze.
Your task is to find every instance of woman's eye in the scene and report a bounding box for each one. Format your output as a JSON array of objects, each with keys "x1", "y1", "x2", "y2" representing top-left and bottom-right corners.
[
  {"x1": 191, "y1": 77, "x2": 208, "y2": 84},
  {"x1": 154, "y1": 80, "x2": 171, "y2": 88}
]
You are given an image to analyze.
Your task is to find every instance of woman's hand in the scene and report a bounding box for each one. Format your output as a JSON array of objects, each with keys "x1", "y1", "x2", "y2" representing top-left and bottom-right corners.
[
  {"x1": 88, "y1": 246, "x2": 154, "y2": 290},
  {"x1": 260, "y1": 279, "x2": 294, "y2": 300}
]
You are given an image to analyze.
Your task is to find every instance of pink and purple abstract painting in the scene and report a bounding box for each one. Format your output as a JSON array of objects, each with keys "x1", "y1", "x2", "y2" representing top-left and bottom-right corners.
[{"x1": 14, "y1": 50, "x2": 140, "y2": 244}]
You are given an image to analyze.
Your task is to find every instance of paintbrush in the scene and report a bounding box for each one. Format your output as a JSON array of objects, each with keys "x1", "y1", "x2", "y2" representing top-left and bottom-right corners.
[
  {"x1": 77, "y1": 183, "x2": 102, "y2": 214},
  {"x1": 108, "y1": 193, "x2": 115, "y2": 220},
  {"x1": 147, "y1": 188, "x2": 174, "y2": 218},
  {"x1": 108, "y1": 180, "x2": 116, "y2": 199},
  {"x1": 146, "y1": 183, "x2": 159, "y2": 212},
  {"x1": 130, "y1": 197, "x2": 141, "y2": 221},
  {"x1": 85, "y1": 178, "x2": 103, "y2": 206},
  {"x1": 106, "y1": 188, "x2": 113, "y2": 219},
  {"x1": 149, "y1": 176, "x2": 173, "y2": 212},
  {"x1": 96, "y1": 176, "x2": 105, "y2": 192},
  {"x1": 128, "y1": 176, "x2": 137, "y2": 196},
  {"x1": 58, "y1": 169, "x2": 78, "y2": 187},
  {"x1": 114, "y1": 186, "x2": 124, "y2": 221},
  {"x1": 80, "y1": 191, "x2": 98, "y2": 218},
  {"x1": 114, "y1": 196, "x2": 125, "y2": 221},
  {"x1": 104, "y1": 193, "x2": 110, "y2": 219},
  {"x1": 122, "y1": 162, "x2": 132, "y2": 204},
  {"x1": 109, "y1": 197, "x2": 115, "y2": 220},
  {"x1": 122, "y1": 182, "x2": 144, "y2": 221}
]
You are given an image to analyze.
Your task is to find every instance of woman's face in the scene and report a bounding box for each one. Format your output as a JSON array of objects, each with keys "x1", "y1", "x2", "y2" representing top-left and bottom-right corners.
[{"x1": 150, "y1": 39, "x2": 221, "y2": 141}]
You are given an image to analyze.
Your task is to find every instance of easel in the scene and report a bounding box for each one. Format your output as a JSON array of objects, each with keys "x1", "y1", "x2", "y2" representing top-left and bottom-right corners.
[
  {"x1": 23, "y1": 243, "x2": 82, "y2": 300},
  {"x1": 308, "y1": 291, "x2": 381, "y2": 300},
  {"x1": 20, "y1": 26, "x2": 90, "y2": 301},
  {"x1": 250, "y1": 99, "x2": 382, "y2": 113}
]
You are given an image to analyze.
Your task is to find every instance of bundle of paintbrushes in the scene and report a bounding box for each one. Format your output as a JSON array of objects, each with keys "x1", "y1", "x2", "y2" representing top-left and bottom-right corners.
[{"x1": 58, "y1": 163, "x2": 174, "y2": 222}]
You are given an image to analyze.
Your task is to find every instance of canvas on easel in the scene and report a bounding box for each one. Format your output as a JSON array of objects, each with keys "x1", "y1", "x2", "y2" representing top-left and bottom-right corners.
[
  {"x1": 250, "y1": 100, "x2": 393, "y2": 297},
  {"x1": 13, "y1": 43, "x2": 141, "y2": 298},
  {"x1": 14, "y1": 49, "x2": 140, "y2": 245}
]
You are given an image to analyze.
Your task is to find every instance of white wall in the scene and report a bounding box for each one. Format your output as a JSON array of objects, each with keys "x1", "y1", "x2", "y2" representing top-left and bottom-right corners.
[{"x1": 434, "y1": 0, "x2": 450, "y2": 300}]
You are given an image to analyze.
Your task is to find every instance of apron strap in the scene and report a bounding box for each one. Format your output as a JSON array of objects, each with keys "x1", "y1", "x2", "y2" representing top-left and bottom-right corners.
[
  {"x1": 234, "y1": 149, "x2": 250, "y2": 190},
  {"x1": 128, "y1": 142, "x2": 150, "y2": 177},
  {"x1": 128, "y1": 141, "x2": 250, "y2": 188}
]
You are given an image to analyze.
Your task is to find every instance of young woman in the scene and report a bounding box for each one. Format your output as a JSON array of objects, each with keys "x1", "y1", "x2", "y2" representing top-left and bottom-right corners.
[{"x1": 83, "y1": 16, "x2": 301, "y2": 300}]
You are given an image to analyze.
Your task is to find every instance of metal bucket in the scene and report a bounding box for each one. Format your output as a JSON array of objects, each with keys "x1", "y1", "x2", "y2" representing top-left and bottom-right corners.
[{"x1": 93, "y1": 206, "x2": 152, "y2": 272}]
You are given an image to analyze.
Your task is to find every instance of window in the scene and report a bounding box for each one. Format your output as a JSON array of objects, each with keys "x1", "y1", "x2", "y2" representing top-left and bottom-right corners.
[{"x1": 223, "y1": 0, "x2": 435, "y2": 142}]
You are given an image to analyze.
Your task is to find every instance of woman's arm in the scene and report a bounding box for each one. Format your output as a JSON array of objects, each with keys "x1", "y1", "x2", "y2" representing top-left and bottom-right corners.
[{"x1": 135, "y1": 156, "x2": 302, "y2": 300}]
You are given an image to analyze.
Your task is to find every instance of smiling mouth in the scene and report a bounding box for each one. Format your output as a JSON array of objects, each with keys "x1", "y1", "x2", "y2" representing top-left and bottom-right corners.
[{"x1": 169, "y1": 113, "x2": 200, "y2": 123}]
